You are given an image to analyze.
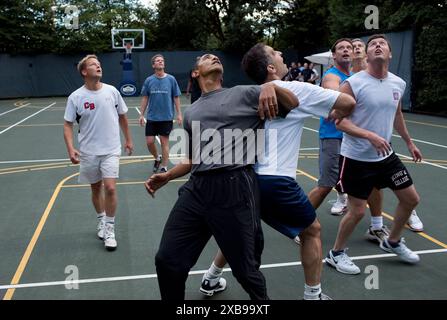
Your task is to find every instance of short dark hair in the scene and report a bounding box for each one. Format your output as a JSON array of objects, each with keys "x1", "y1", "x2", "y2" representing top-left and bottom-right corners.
[
  {"x1": 241, "y1": 43, "x2": 272, "y2": 85},
  {"x1": 331, "y1": 38, "x2": 353, "y2": 53},
  {"x1": 366, "y1": 34, "x2": 392, "y2": 52}
]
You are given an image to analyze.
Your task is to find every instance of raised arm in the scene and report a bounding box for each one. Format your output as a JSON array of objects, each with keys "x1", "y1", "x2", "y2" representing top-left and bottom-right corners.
[
  {"x1": 258, "y1": 82, "x2": 299, "y2": 120},
  {"x1": 394, "y1": 101, "x2": 422, "y2": 162}
]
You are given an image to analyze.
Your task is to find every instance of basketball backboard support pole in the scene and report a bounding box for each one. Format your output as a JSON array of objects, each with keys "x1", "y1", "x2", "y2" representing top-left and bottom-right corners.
[{"x1": 111, "y1": 28, "x2": 145, "y2": 97}]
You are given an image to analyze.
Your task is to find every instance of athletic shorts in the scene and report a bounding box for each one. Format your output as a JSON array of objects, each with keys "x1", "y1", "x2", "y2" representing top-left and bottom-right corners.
[
  {"x1": 318, "y1": 138, "x2": 342, "y2": 188},
  {"x1": 338, "y1": 153, "x2": 414, "y2": 200},
  {"x1": 79, "y1": 154, "x2": 120, "y2": 184},
  {"x1": 145, "y1": 120, "x2": 173, "y2": 137},
  {"x1": 258, "y1": 175, "x2": 316, "y2": 238}
]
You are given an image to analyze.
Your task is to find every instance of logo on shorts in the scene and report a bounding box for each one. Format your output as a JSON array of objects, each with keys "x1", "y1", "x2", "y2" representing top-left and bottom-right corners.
[
  {"x1": 391, "y1": 170, "x2": 409, "y2": 187},
  {"x1": 84, "y1": 102, "x2": 95, "y2": 110},
  {"x1": 392, "y1": 90, "x2": 400, "y2": 101}
]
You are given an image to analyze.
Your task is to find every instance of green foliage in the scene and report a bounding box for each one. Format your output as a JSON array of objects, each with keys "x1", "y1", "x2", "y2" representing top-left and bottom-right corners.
[{"x1": 0, "y1": 0, "x2": 156, "y2": 54}]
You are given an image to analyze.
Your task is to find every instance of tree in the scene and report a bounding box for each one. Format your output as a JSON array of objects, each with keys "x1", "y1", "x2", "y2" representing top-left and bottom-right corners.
[{"x1": 0, "y1": 0, "x2": 56, "y2": 54}]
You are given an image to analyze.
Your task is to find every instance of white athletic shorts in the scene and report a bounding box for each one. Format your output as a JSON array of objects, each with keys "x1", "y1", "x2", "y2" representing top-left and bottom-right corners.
[{"x1": 79, "y1": 154, "x2": 120, "y2": 184}]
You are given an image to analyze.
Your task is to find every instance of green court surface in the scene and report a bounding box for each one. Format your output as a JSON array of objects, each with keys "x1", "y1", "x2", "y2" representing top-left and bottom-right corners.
[{"x1": 0, "y1": 96, "x2": 446, "y2": 300}]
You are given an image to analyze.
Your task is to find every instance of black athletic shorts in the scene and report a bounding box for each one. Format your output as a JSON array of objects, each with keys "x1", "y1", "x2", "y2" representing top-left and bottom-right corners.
[
  {"x1": 337, "y1": 152, "x2": 414, "y2": 200},
  {"x1": 145, "y1": 120, "x2": 173, "y2": 137}
]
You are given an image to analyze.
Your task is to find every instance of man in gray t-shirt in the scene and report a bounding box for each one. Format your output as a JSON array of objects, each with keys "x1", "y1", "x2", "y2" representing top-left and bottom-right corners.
[{"x1": 144, "y1": 53, "x2": 298, "y2": 300}]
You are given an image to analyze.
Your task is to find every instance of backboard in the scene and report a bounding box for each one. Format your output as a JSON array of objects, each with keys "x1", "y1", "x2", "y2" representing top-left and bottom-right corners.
[{"x1": 111, "y1": 29, "x2": 145, "y2": 50}]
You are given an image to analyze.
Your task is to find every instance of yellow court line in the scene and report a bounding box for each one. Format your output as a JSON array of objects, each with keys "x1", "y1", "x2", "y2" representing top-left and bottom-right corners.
[
  {"x1": 296, "y1": 169, "x2": 447, "y2": 249},
  {"x1": 3, "y1": 172, "x2": 79, "y2": 300},
  {"x1": 0, "y1": 161, "x2": 74, "y2": 172},
  {"x1": 30, "y1": 165, "x2": 71, "y2": 171},
  {"x1": 14, "y1": 100, "x2": 29, "y2": 107},
  {"x1": 405, "y1": 120, "x2": 447, "y2": 129},
  {"x1": 0, "y1": 169, "x2": 28, "y2": 176}
]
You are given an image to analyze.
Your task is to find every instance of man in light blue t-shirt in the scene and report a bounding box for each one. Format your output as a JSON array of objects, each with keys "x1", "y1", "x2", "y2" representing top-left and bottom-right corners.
[
  {"x1": 139, "y1": 54, "x2": 182, "y2": 173},
  {"x1": 308, "y1": 38, "x2": 353, "y2": 215}
]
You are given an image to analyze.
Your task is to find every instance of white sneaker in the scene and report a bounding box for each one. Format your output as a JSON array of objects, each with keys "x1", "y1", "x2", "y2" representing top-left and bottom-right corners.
[
  {"x1": 330, "y1": 193, "x2": 348, "y2": 215},
  {"x1": 97, "y1": 218, "x2": 105, "y2": 240},
  {"x1": 365, "y1": 225, "x2": 390, "y2": 244},
  {"x1": 325, "y1": 249, "x2": 360, "y2": 275},
  {"x1": 380, "y1": 238, "x2": 420, "y2": 264},
  {"x1": 104, "y1": 223, "x2": 117, "y2": 251},
  {"x1": 407, "y1": 210, "x2": 423, "y2": 232},
  {"x1": 199, "y1": 276, "x2": 227, "y2": 296}
]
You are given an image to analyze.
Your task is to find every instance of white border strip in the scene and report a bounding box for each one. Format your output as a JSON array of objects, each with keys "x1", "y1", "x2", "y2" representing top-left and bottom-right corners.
[
  {"x1": 0, "y1": 102, "x2": 56, "y2": 135},
  {"x1": 1, "y1": 248, "x2": 445, "y2": 290}
]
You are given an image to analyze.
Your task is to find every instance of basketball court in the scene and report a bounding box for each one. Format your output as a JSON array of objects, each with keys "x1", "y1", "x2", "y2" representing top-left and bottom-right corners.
[{"x1": 0, "y1": 95, "x2": 446, "y2": 300}]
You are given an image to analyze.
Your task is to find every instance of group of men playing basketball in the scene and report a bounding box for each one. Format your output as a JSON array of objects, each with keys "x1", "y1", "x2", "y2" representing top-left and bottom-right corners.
[{"x1": 64, "y1": 33, "x2": 423, "y2": 300}]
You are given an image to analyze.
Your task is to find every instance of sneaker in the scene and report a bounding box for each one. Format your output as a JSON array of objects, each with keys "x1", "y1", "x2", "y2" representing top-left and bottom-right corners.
[
  {"x1": 104, "y1": 223, "x2": 117, "y2": 251},
  {"x1": 319, "y1": 293, "x2": 332, "y2": 300},
  {"x1": 325, "y1": 249, "x2": 361, "y2": 275},
  {"x1": 97, "y1": 218, "x2": 105, "y2": 240},
  {"x1": 304, "y1": 292, "x2": 332, "y2": 300},
  {"x1": 380, "y1": 238, "x2": 420, "y2": 263},
  {"x1": 407, "y1": 210, "x2": 423, "y2": 232},
  {"x1": 159, "y1": 167, "x2": 168, "y2": 173},
  {"x1": 294, "y1": 235, "x2": 301, "y2": 246},
  {"x1": 330, "y1": 193, "x2": 348, "y2": 216},
  {"x1": 153, "y1": 155, "x2": 162, "y2": 173},
  {"x1": 365, "y1": 225, "x2": 390, "y2": 244},
  {"x1": 199, "y1": 277, "x2": 227, "y2": 296}
]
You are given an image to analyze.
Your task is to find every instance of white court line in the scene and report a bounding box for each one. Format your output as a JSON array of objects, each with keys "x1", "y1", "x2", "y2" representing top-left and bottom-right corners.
[
  {"x1": 0, "y1": 103, "x2": 30, "y2": 117},
  {"x1": 0, "y1": 154, "x2": 186, "y2": 165},
  {"x1": 392, "y1": 134, "x2": 447, "y2": 149},
  {"x1": 304, "y1": 127, "x2": 318, "y2": 133},
  {"x1": 0, "y1": 102, "x2": 56, "y2": 135},
  {"x1": 303, "y1": 127, "x2": 447, "y2": 170},
  {"x1": 135, "y1": 107, "x2": 161, "y2": 145},
  {"x1": 0, "y1": 248, "x2": 445, "y2": 290},
  {"x1": 397, "y1": 153, "x2": 447, "y2": 170}
]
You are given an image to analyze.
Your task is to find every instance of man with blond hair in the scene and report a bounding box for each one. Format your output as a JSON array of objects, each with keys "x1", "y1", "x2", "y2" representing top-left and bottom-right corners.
[{"x1": 64, "y1": 54, "x2": 133, "y2": 251}]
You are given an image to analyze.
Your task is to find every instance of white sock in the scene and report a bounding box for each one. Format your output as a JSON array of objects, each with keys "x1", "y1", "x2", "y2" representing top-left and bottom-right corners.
[
  {"x1": 371, "y1": 216, "x2": 383, "y2": 230},
  {"x1": 206, "y1": 262, "x2": 223, "y2": 279},
  {"x1": 304, "y1": 283, "x2": 322, "y2": 300},
  {"x1": 338, "y1": 192, "x2": 347, "y2": 203},
  {"x1": 104, "y1": 216, "x2": 115, "y2": 224},
  {"x1": 97, "y1": 212, "x2": 105, "y2": 220}
]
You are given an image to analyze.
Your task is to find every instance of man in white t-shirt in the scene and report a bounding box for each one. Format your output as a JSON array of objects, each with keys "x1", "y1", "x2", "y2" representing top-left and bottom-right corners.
[
  {"x1": 63, "y1": 54, "x2": 133, "y2": 251},
  {"x1": 325, "y1": 35, "x2": 422, "y2": 274},
  {"x1": 199, "y1": 43, "x2": 355, "y2": 300}
]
